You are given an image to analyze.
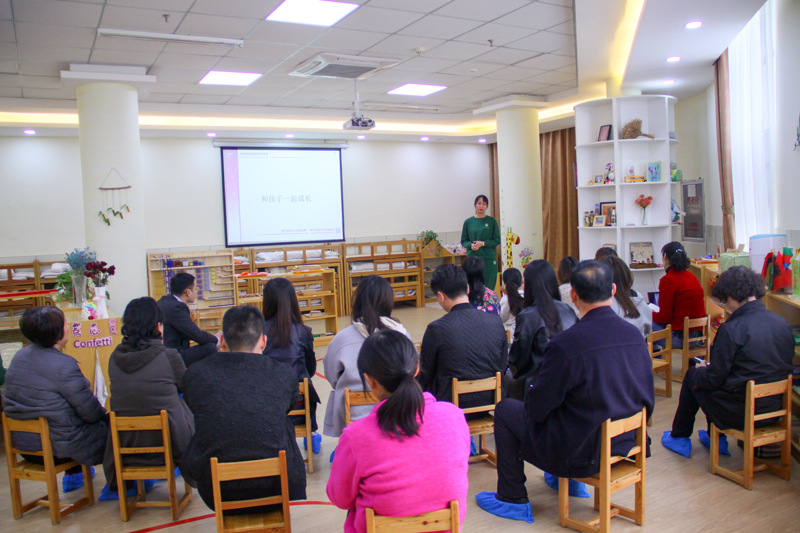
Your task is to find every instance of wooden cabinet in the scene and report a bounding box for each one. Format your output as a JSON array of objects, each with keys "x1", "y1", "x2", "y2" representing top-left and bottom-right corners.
[{"x1": 421, "y1": 242, "x2": 465, "y2": 304}]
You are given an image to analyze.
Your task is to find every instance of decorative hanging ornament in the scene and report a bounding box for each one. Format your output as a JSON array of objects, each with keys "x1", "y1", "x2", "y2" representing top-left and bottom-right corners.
[{"x1": 98, "y1": 167, "x2": 131, "y2": 225}]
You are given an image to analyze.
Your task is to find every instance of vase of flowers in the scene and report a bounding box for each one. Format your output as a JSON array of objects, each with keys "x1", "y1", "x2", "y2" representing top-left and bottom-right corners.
[
  {"x1": 635, "y1": 195, "x2": 653, "y2": 226},
  {"x1": 85, "y1": 261, "x2": 116, "y2": 319},
  {"x1": 65, "y1": 248, "x2": 96, "y2": 306}
]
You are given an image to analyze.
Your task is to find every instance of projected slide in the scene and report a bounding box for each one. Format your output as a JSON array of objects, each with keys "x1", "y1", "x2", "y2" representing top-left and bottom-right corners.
[{"x1": 222, "y1": 148, "x2": 345, "y2": 247}]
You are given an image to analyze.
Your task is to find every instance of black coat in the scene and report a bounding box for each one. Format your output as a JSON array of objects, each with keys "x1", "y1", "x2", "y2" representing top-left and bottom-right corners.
[
  {"x1": 158, "y1": 295, "x2": 218, "y2": 353},
  {"x1": 419, "y1": 303, "x2": 508, "y2": 410},
  {"x1": 509, "y1": 300, "x2": 578, "y2": 393},
  {"x1": 693, "y1": 299, "x2": 794, "y2": 424},
  {"x1": 523, "y1": 306, "x2": 655, "y2": 479},
  {"x1": 180, "y1": 351, "x2": 306, "y2": 510},
  {"x1": 263, "y1": 319, "x2": 320, "y2": 406}
]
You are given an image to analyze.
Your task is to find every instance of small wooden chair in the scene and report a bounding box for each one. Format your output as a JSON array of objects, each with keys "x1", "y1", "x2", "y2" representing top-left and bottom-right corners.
[
  {"x1": 109, "y1": 410, "x2": 192, "y2": 521},
  {"x1": 2, "y1": 413, "x2": 94, "y2": 525},
  {"x1": 558, "y1": 408, "x2": 647, "y2": 533},
  {"x1": 210, "y1": 451, "x2": 292, "y2": 533},
  {"x1": 451, "y1": 372, "x2": 502, "y2": 466},
  {"x1": 646, "y1": 326, "x2": 672, "y2": 398},
  {"x1": 710, "y1": 376, "x2": 793, "y2": 490},
  {"x1": 343, "y1": 387, "x2": 381, "y2": 427},
  {"x1": 365, "y1": 500, "x2": 459, "y2": 533},
  {"x1": 288, "y1": 378, "x2": 313, "y2": 473},
  {"x1": 672, "y1": 315, "x2": 710, "y2": 382}
]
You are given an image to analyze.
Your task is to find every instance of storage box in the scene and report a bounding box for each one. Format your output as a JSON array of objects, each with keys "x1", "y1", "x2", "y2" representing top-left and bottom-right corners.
[{"x1": 719, "y1": 252, "x2": 750, "y2": 272}]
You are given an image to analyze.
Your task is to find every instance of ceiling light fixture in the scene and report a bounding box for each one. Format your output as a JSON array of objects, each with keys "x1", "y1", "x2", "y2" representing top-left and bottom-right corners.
[
  {"x1": 685, "y1": 21, "x2": 702, "y2": 29},
  {"x1": 478, "y1": 138, "x2": 487, "y2": 143},
  {"x1": 421, "y1": 136, "x2": 429, "y2": 142},
  {"x1": 667, "y1": 56, "x2": 681, "y2": 62},
  {"x1": 23, "y1": 129, "x2": 35, "y2": 135},
  {"x1": 267, "y1": 0, "x2": 358, "y2": 27},
  {"x1": 97, "y1": 28, "x2": 243, "y2": 47},
  {"x1": 388, "y1": 84, "x2": 447, "y2": 97},
  {"x1": 206, "y1": 132, "x2": 216, "y2": 137},
  {"x1": 285, "y1": 133, "x2": 294, "y2": 138},
  {"x1": 364, "y1": 103, "x2": 440, "y2": 111},
  {"x1": 357, "y1": 135, "x2": 365, "y2": 140},
  {"x1": 663, "y1": 79, "x2": 675, "y2": 85},
  {"x1": 200, "y1": 70, "x2": 262, "y2": 86}
]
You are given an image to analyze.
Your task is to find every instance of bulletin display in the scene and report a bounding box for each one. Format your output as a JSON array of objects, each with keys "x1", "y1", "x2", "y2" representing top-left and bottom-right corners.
[
  {"x1": 682, "y1": 180, "x2": 705, "y2": 242},
  {"x1": 62, "y1": 317, "x2": 123, "y2": 410}
]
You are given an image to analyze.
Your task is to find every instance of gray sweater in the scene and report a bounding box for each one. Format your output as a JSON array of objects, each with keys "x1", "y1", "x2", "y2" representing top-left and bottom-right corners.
[{"x1": 610, "y1": 296, "x2": 653, "y2": 339}]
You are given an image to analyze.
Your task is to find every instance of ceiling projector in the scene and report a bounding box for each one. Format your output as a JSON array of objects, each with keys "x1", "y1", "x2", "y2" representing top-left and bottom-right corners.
[{"x1": 343, "y1": 113, "x2": 375, "y2": 130}]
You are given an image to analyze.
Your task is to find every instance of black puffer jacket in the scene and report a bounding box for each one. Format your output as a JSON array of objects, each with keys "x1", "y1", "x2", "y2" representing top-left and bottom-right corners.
[
  {"x1": 2, "y1": 344, "x2": 107, "y2": 465},
  {"x1": 419, "y1": 303, "x2": 508, "y2": 411},
  {"x1": 509, "y1": 300, "x2": 578, "y2": 395}
]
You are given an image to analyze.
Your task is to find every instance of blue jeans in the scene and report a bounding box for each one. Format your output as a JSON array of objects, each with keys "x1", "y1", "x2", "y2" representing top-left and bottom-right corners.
[{"x1": 653, "y1": 322, "x2": 702, "y2": 350}]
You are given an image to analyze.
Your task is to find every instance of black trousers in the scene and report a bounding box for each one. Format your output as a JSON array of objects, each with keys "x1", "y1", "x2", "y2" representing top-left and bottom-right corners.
[
  {"x1": 493, "y1": 398, "x2": 534, "y2": 503},
  {"x1": 671, "y1": 366, "x2": 743, "y2": 438},
  {"x1": 180, "y1": 342, "x2": 218, "y2": 367}
]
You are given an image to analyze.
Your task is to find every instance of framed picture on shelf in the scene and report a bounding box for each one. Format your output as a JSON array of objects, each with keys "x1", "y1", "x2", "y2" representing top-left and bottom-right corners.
[
  {"x1": 647, "y1": 161, "x2": 662, "y2": 181},
  {"x1": 630, "y1": 241, "x2": 654, "y2": 265},
  {"x1": 594, "y1": 174, "x2": 604, "y2": 184},
  {"x1": 598, "y1": 124, "x2": 612, "y2": 142},
  {"x1": 592, "y1": 215, "x2": 607, "y2": 227},
  {"x1": 599, "y1": 202, "x2": 616, "y2": 225}
]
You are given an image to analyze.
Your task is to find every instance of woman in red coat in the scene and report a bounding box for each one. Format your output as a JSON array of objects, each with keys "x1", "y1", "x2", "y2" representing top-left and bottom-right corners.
[{"x1": 652, "y1": 242, "x2": 706, "y2": 347}]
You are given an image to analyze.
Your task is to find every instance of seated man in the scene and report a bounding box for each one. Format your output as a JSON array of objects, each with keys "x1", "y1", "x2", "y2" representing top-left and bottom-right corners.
[
  {"x1": 158, "y1": 273, "x2": 219, "y2": 366},
  {"x1": 662, "y1": 266, "x2": 795, "y2": 457},
  {"x1": 476, "y1": 260, "x2": 654, "y2": 523},
  {"x1": 181, "y1": 306, "x2": 306, "y2": 512},
  {"x1": 419, "y1": 264, "x2": 508, "y2": 415}
]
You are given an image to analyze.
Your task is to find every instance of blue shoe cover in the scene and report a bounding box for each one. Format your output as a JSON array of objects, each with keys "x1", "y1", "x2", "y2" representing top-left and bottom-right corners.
[
  {"x1": 475, "y1": 492, "x2": 533, "y2": 523},
  {"x1": 470, "y1": 437, "x2": 478, "y2": 456},
  {"x1": 698, "y1": 430, "x2": 730, "y2": 456},
  {"x1": 62, "y1": 466, "x2": 94, "y2": 493},
  {"x1": 330, "y1": 447, "x2": 336, "y2": 463},
  {"x1": 543, "y1": 472, "x2": 590, "y2": 498},
  {"x1": 662, "y1": 431, "x2": 692, "y2": 458},
  {"x1": 174, "y1": 467, "x2": 181, "y2": 478},
  {"x1": 303, "y1": 437, "x2": 307, "y2": 450},
  {"x1": 98, "y1": 480, "x2": 157, "y2": 501},
  {"x1": 312, "y1": 432, "x2": 322, "y2": 454}
]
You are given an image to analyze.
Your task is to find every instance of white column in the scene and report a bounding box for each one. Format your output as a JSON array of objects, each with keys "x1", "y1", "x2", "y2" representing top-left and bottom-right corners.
[
  {"x1": 496, "y1": 107, "x2": 543, "y2": 271},
  {"x1": 77, "y1": 83, "x2": 146, "y2": 314}
]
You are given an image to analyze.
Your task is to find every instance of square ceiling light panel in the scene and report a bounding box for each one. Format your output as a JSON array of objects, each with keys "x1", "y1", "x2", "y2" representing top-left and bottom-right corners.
[
  {"x1": 387, "y1": 83, "x2": 447, "y2": 96},
  {"x1": 199, "y1": 71, "x2": 263, "y2": 86},
  {"x1": 267, "y1": 0, "x2": 359, "y2": 27}
]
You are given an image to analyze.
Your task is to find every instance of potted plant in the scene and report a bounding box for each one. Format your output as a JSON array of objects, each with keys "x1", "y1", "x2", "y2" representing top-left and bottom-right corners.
[
  {"x1": 64, "y1": 248, "x2": 96, "y2": 305},
  {"x1": 417, "y1": 230, "x2": 441, "y2": 256}
]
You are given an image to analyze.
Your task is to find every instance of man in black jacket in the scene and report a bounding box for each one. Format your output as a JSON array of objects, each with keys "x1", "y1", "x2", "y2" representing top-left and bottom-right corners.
[
  {"x1": 419, "y1": 264, "x2": 507, "y2": 414},
  {"x1": 662, "y1": 266, "x2": 795, "y2": 458},
  {"x1": 158, "y1": 273, "x2": 219, "y2": 366},
  {"x1": 477, "y1": 260, "x2": 654, "y2": 523}
]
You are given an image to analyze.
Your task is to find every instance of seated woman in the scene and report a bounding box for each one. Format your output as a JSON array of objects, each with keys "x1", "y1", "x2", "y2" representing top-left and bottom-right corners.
[
  {"x1": 508, "y1": 260, "x2": 578, "y2": 399},
  {"x1": 662, "y1": 266, "x2": 795, "y2": 457},
  {"x1": 327, "y1": 330, "x2": 470, "y2": 533},
  {"x1": 462, "y1": 256, "x2": 500, "y2": 316},
  {"x1": 602, "y1": 256, "x2": 652, "y2": 338},
  {"x1": 652, "y1": 242, "x2": 706, "y2": 346},
  {"x1": 102, "y1": 297, "x2": 195, "y2": 500},
  {"x1": 557, "y1": 256, "x2": 580, "y2": 316},
  {"x1": 499, "y1": 268, "x2": 524, "y2": 343},
  {"x1": 3, "y1": 306, "x2": 107, "y2": 493},
  {"x1": 323, "y1": 276, "x2": 410, "y2": 439},
  {"x1": 262, "y1": 278, "x2": 320, "y2": 453}
]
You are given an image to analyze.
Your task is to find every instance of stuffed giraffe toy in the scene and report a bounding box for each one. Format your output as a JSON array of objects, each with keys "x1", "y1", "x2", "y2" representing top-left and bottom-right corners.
[{"x1": 505, "y1": 227, "x2": 520, "y2": 269}]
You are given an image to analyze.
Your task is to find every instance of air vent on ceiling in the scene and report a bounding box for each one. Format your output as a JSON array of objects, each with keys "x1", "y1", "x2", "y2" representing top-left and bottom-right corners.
[{"x1": 289, "y1": 53, "x2": 399, "y2": 80}]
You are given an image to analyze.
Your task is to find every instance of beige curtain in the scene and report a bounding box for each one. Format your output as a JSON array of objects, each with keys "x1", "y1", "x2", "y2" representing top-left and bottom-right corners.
[
  {"x1": 540, "y1": 128, "x2": 579, "y2": 268},
  {"x1": 714, "y1": 50, "x2": 737, "y2": 250}
]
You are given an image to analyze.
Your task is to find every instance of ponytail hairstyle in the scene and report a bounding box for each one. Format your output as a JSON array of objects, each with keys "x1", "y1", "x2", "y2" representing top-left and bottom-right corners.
[
  {"x1": 662, "y1": 241, "x2": 690, "y2": 272},
  {"x1": 502, "y1": 268, "x2": 524, "y2": 317},
  {"x1": 461, "y1": 256, "x2": 486, "y2": 306},
  {"x1": 262, "y1": 278, "x2": 303, "y2": 349},
  {"x1": 351, "y1": 275, "x2": 396, "y2": 335},
  {"x1": 602, "y1": 256, "x2": 640, "y2": 319},
  {"x1": 358, "y1": 330, "x2": 424, "y2": 439},
  {"x1": 523, "y1": 260, "x2": 564, "y2": 336}
]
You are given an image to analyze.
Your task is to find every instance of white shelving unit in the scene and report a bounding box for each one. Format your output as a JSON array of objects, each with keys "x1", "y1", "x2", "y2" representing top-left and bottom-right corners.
[{"x1": 574, "y1": 95, "x2": 678, "y2": 295}]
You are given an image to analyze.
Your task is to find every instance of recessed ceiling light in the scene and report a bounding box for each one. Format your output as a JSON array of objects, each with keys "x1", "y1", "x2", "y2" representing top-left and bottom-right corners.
[
  {"x1": 285, "y1": 133, "x2": 294, "y2": 138},
  {"x1": 667, "y1": 56, "x2": 681, "y2": 63},
  {"x1": 388, "y1": 84, "x2": 447, "y2": 97},
  {"x1": 199, "y1": 70, "x2": 262, "y2": 86},
  {"x1": 478, "y1": 138, "x2": 487, "y2": 144},
  {"x1": 23, "y1": 129, "x2": 35, "y2": 135},
  {"x1": 267, "y1": 0, "x2": 358, "y2": 27},
  {"x1": 421, "y1": 136, "x2": 429, "y2": 142},
  {"x1": 685, "y1": 21, "x2": 702, "y2": 29},
  {"x1": 663, "y1": 79, "x2": 675, "y2": 85},
  {"x1": 357, "y1": 135, "x2": 365, "y2": 140},
  {"x1": 206, "y1": 132, "x2": 216, "y2": 137}
]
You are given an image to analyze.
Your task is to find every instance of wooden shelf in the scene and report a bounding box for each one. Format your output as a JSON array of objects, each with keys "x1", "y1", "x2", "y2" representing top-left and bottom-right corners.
[{"x1": 344, "y1": 240, "x2": 424, "y2": 310}]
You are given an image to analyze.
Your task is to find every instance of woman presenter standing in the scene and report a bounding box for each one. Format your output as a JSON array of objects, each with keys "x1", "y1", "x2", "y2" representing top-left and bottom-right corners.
[{"x1": 461, "y1": 195, "x2": 501, "y2": 293}]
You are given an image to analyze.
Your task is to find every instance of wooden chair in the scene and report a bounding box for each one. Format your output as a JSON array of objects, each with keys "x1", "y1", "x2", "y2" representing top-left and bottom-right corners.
[
  {"x1": 343, "y1": 387, "x2": 381, "y2": 427},
  {"x1": 558, "y1": 408, "x2": 647, "y2": 533},
  {"x1": 109, "y1": 410, "x2": 192, "y2": 521},
  {"x1": 2, "y1": 413, "x2": 94, "y2": 524},
  {"x1": 646, "y1": 326, "x2": 672, "y2": 398},
  {"x1": 288, "y1": 378, "x2": 313, "y2": 473},
  {"x1": 365, "y1": 500, "x2": 459, "y2": 533},
  {"x1": 451, "y1": 372, "x2": 502, "y2": 466},
  {"x1": 672, "y1": 315, "x2": 710, "y2": 382},
  {"x1": 210, "y1": 451, "x2": 292, "y2": 533},
  {"x1": 710, "y1": 376, "x2": 793, "y2": 490}
]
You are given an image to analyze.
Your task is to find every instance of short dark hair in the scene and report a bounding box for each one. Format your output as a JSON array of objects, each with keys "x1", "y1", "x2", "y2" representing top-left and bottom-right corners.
[
  {"x1": 20, "y1": 306, "x2": 65, "y2": 348},
  {"x1": 430, "y1": 264, "x2": 468, "y2": 300},
  {"x1": 474, "y1": 194, "x2": 489, "y2": 206},
  {"x1": 558, "y1": 256, "x2": 578, "y2": 285},
  {"x1": 222, "y1": 306, "x2": 265, "y2": 352},
  {"x1": 594, "y1": 247, "x2": 618, "y2": 261},
  {"x1": 712, "y1": 265, "x2": 766, "y2": 303},
  {"x1": 662, "y1": 241, "x2": 690, "y2": 272},
  {"x1": 170, "y1": 273, "x2": 195, "y2": 295},
  {"x1": 570, "y1": 260, "x2": 613, "y2": 303},
  {"x1": 122, "y1": 297, "x2": 164, "y2": 349},
  {"x1": 351, "y1": 276, "x2": 396, "y2": 336}
]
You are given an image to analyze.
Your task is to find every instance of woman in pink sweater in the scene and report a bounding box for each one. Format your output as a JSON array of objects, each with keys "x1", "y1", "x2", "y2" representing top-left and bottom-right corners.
[{"x1": 326, "y1": 330, "x2": 470, "y2": 533}]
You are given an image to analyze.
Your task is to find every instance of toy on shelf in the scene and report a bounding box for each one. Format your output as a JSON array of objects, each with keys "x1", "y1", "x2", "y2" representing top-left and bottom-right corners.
[{"x1": 604, "y1": 163, "x2": 615, "y2": 184}]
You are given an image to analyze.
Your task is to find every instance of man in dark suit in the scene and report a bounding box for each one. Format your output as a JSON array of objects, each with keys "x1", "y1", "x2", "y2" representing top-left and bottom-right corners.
[
  {"x1": 419, "y1": 264, "x2": 508, "y2": 415},
  {"x1": 476, "y1": 260, "x2": 654, "y2": 524},
  {"x1": 158, "y1": 273, "x2": 219, "y2": 366}
]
